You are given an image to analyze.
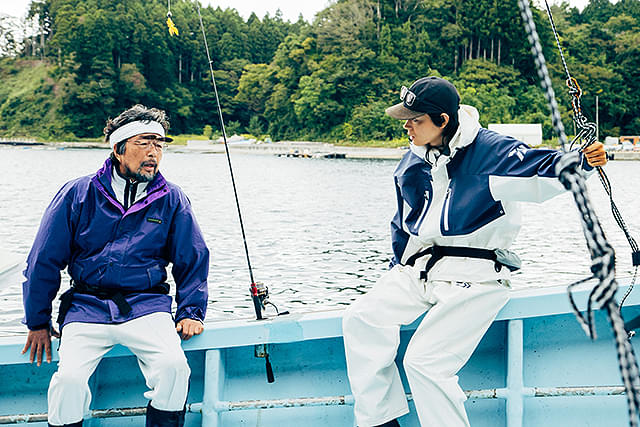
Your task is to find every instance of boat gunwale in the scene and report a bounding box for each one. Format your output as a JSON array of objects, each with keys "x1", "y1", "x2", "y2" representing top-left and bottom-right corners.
[{"x1": 0, "y1": 282, "x2": 638, "y2": 365}]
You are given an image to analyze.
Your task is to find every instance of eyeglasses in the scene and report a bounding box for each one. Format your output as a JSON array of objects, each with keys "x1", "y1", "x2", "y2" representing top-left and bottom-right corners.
[
  {"x1": 130, "y1": 135, "x2": 172, "y2": 151},
  {"x1": 400, "y1": 86, "x2": 416, "y2": 107}
]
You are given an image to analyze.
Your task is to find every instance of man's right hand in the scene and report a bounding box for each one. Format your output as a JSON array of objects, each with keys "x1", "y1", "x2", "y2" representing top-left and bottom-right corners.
[{"x1": 22, "y1": 327, "x2": 59, "y2": 366}]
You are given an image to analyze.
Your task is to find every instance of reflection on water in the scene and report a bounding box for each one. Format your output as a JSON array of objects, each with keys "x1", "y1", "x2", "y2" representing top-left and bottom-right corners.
[{"x1": 1, "y1": 146, "x2": 639, "y2": 335}]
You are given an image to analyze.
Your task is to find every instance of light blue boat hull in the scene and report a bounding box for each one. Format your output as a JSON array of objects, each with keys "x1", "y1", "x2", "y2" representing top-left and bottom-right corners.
[{"x1": 1, "y1": 264, "x2": 639, "y2": 426}]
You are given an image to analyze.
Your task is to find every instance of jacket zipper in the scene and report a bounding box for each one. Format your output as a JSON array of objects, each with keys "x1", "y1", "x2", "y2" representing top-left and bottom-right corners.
[
  {"x1": 414, "y1": 191, "x2": 430, "y2": 231},
  {"x1": 443, "y1": 187, "x2": 451, "y2": 231}
]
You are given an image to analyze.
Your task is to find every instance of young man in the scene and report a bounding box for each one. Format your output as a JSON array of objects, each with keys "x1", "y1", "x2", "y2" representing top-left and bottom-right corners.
[
  {"x1": 21, "y1": 105, "x2": 210, "y2": 427},
  {"x1": 342, "y1": 76, "x2": 607, "y2": 427}
]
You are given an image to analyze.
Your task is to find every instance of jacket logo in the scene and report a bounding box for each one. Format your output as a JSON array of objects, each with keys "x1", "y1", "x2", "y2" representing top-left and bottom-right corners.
[
  {"x1": 455, "y1": 281, "x2": 471, "y2": 289},
  {"x1": 508, "y1": 146, "x2": 528, "y2": 161},
  {"x1": 147, "y1": 217, "x2": 162, "y2": 224}
]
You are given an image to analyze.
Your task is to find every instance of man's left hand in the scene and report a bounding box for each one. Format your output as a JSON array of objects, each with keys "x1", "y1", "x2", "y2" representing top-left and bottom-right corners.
[
  {"x1": 583, "y1": 141, "x2": 608, "y2": 167},
  {"x1": 176, "y1": 318, "x2": 204, "y2": 340}
]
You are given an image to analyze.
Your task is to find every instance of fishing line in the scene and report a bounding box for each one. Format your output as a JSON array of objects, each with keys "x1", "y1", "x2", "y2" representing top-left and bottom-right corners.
[
  {"x1": 517, "y1": 1, "x2": 640, "y2": 426},
  {"x1": 193, "y1": 3, "x2": 287, "y2": 322}
]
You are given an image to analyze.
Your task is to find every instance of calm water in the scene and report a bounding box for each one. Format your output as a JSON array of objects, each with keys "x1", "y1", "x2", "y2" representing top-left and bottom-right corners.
[{"x1": 1, "y1": 146, "x2": 639, "y2": 335}]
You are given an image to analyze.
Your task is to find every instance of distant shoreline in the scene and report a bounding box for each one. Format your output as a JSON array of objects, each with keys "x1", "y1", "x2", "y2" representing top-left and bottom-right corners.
[
  {"x1": 3, "y1": 140, "x2": 639, "y2": 161},
  {"x1": 0, "y1": 139, "x2": 409, "y2": 160}
]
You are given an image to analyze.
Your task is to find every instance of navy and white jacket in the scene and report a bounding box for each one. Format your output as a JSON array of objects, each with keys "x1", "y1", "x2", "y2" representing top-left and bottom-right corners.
[{"x1": 390, "y1": 105, "x2": 592, "y2": 283}]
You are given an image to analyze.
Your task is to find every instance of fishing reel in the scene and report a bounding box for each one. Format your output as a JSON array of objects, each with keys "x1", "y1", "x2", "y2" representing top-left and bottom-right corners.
[
  {"x1": 249, "y1": 281, "x2": 289, "y2": 384},
  {"x1": 250, "y1": 281, "x2": 289, "y2": 320}
]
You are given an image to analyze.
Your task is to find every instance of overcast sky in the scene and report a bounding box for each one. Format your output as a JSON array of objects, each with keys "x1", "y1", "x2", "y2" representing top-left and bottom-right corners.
[
  {"x1": 0, "y1": 0, "x2": 328, "y2": 22},
  {"x1": 0, "y1": 0, "x2": 601, "y2": 22}
]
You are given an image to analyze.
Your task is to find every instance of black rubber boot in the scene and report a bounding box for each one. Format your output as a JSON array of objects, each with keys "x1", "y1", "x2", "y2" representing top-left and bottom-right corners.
[
  {"x1": 145, "y1": 402, "x2": 186, "y2": 427},
  {"x1": 48, "y1": 421, "x2": 82, "y2": 427},
  {"x1": 374, "y1": 420, "x2": 400, "y2": 427}
]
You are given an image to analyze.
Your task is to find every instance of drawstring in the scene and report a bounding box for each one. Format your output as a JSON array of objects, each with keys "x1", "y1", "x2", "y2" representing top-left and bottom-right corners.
[
  {"x1": 130, "y1": 182, "x2": 138, "y2": 207},
  {"x1": 123, "y1": 180, "x2": 139, "y2": 210}
]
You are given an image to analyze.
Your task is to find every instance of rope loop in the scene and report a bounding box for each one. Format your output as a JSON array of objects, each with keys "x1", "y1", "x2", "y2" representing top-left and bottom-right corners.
[{"x1": 518, "y1": 1, "x2": 640, "y2": 425}]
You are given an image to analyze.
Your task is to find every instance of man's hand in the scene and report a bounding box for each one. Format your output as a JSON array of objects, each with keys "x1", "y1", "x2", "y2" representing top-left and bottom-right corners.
[
  {"x1": 22, "y1": 327, "x2": 59, "y2": 366},
  {"x1": 583, "y1": 141, "x2": 608, "y2": 167},
  {"x1": 176, "y1": 318, "x2": 204, "y2": 340}
]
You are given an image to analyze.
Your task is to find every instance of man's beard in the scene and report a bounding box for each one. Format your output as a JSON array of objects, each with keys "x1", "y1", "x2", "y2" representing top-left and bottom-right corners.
[{"x1": 123, "y1": 162, "x2": 157, "y2": 182}]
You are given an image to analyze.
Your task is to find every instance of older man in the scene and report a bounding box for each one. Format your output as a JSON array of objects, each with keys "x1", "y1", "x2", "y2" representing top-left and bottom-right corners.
[{"x1": 21, "y1": 105, "x2": 209, "y2": 427}]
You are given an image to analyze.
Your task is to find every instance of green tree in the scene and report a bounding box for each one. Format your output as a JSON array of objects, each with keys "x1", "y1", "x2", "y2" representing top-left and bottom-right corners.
[
  {"x1": 235, "y1": 63, "x2": 277, "y2": 115},
  {"x1": 348, "y1": 99, "x2": 403, "y2": 140},
  {"x1": 246, "y1": 115, "x2": 265, "y2": 136},
  {"x1": 2, "y1": 0, "x2": 637, "y2": 141}
]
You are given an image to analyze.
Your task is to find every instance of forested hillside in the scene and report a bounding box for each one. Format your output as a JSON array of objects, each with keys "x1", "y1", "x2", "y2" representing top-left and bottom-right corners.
[{"x1": 0, "y1": 0, "x2": 638, "y2": 142}]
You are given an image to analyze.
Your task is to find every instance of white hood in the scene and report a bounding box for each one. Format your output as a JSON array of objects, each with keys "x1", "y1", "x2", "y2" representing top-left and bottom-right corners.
[{"x1": 409, "y1": 105, "x2": 481, "y2": 164}]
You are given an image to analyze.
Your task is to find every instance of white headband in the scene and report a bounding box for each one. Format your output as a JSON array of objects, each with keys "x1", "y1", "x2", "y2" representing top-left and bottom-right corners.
[{"x1": 108, "y1": 120, "x2": 166, "y2": 148}]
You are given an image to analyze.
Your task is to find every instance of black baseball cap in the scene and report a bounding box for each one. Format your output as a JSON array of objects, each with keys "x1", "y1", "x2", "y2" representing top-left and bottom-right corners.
[{"x1": 386, "y1": 76, "x2": 460, "y2": 120}]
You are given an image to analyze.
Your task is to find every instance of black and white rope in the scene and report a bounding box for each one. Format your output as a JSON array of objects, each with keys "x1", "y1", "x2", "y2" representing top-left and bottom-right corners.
[
  {"x1": 518, "y1": 1, "x2": 569, "y2": 150},
  {"x1": 517, "y1": 1, "x2": 640, "y2": 425},
  {"x1": 542, "y1": 0, "x2": 571, "y2": 82},
  {"x1": 543, "y1": 0, "x2": 640, "y2": 310},
  {"x1": 542, "y1": 0, "x2": 595, "y2": 149},
  {"x1": 543, "y1": 0, "x2": 640, "y2": 286}
]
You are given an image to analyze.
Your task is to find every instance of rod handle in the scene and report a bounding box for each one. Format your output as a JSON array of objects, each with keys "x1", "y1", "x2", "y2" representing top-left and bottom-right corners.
[{"x1": 265, "y1": 355, "x2": 275, "y2": 383}]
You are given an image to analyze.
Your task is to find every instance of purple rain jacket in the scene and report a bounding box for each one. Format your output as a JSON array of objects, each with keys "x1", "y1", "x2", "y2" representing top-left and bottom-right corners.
[{"x1": 22, "y1": 157, "x2": 209, "y2": 330}]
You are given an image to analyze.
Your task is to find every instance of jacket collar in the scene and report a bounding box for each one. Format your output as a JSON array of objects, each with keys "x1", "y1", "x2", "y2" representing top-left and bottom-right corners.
[
  {"x1": 96, "y1": 158, "x2": 167, "y2": 192},
  {"x1": 92, "y1": 158, "x2": 169, "y2": 216},
  {"x1": 411, "y1": 105, "x2": 481, "y2": 165}
]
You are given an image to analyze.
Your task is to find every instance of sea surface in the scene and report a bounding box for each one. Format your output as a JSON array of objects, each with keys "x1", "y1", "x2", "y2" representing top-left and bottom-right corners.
[{"x1": 1, "y1": 146, "x2": 639, "y2": 335}]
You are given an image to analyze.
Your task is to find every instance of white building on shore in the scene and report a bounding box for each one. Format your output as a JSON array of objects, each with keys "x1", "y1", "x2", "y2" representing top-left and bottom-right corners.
[{"x1": 488, "y1": 123, "x2": 543, "y2": 147}]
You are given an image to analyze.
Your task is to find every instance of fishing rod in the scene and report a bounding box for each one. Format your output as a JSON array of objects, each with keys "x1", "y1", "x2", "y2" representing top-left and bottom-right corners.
[
  {"x1": 165, "y1": 0, "x2": 289, "y2": 382},
  {"x1": 189, "y1": 1, "x2": 288, "y2": 321},
  {"x1": 194, "y1": 2, "x2": 264, "y2": 320},
  {"x1": 517, "y1": 2, "x2": 640, "y2": 426}
]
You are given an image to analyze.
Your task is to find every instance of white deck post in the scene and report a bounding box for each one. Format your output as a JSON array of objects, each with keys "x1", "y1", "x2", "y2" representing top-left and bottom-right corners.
[
  {"x1": 506, "y1": 319, "x2": 524, "y2": 427},
  {"x1": 202, "y1": 349, "x2": 224, "y2": 427}
]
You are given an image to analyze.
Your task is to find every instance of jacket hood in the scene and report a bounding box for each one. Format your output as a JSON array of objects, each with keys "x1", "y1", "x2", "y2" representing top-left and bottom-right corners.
[{"x1": 409, "y1": 105, "x2": 481, "y2": 163}]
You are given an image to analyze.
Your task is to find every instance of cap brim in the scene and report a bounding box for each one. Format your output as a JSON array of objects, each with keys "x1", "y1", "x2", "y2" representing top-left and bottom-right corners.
[{"x1": 385, "y1": 102, "x2": 425, "y2": 120}]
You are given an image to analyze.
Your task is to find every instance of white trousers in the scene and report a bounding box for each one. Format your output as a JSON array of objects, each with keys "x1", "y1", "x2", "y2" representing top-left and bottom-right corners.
[
  {"x1": 48, "y1": 312, "x2": 190, "y2": 425},
  {"x1": 343, "y1": 262, "x2": 509, "y2": 427}
]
